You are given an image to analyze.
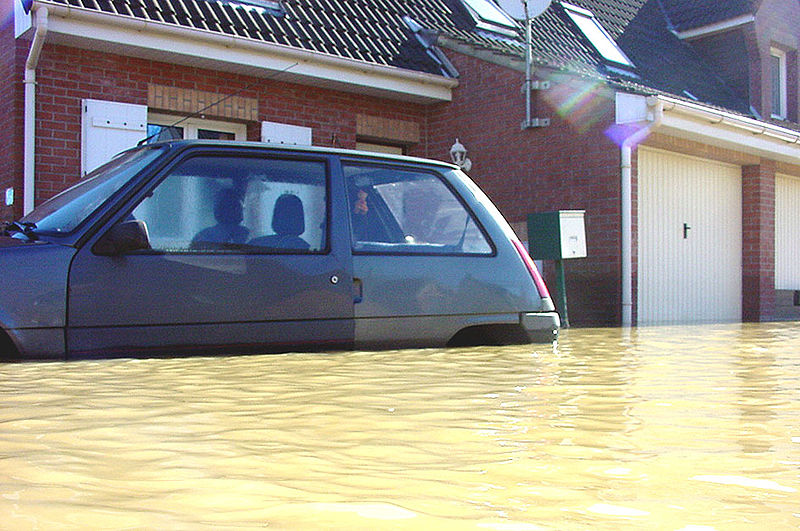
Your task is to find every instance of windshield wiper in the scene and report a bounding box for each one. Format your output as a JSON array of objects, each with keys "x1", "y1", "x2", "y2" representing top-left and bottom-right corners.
[{"x1": 2, "y1": 221, "x2": 39, "y2": 241}]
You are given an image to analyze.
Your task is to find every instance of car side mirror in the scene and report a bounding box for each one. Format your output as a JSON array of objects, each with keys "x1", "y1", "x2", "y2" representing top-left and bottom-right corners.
[{"x1": 93, "y1": 220, "x2": 151, "y2": 256}]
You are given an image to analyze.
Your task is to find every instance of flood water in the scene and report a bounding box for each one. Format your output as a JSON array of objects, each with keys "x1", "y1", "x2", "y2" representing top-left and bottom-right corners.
[{"x1": 1, "y1": 323, "x2": 798, "y2": 529}]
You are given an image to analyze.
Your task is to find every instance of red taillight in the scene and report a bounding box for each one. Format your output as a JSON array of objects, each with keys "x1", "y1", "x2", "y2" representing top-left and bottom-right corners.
[{"x1": 512, "y1": 239, "x2": 551, "y2": 299}]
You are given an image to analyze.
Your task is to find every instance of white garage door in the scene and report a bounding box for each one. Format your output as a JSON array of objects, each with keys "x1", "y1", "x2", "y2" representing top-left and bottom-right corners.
[
  {"x1": 638, "y1": 148, "x2": 742, "y2": 324},
  {"x1": 775, "y1": 173, "x2": 800, "y2": 290}
]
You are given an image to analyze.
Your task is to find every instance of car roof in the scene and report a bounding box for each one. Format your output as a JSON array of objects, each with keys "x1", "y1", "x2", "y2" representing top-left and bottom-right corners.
[{"x1": 137, "y1": 139, "x2": 460, "y2": 171}]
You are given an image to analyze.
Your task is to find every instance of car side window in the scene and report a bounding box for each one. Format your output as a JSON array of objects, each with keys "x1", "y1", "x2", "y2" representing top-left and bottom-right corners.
[
  {"x1": 130, "y1": 155, "x2": 327, "y2": 253},
  {"x1": 344, "y1": 163, "x2": 492, "y2": 255}
]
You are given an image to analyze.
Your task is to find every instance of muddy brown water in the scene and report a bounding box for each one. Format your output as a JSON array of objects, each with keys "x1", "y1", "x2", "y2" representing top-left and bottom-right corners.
[{"x1": 1, "y1": 323, "x2": 798, "y2": 529}]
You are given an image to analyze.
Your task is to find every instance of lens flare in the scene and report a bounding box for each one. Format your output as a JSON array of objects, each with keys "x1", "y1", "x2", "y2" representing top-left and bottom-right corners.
[
  {"x1": 542, "y1": 75, "x2": 609, "y2": 133},
  {"x1": 605, "y1": 121, "x2": 652, "y2": 148}
]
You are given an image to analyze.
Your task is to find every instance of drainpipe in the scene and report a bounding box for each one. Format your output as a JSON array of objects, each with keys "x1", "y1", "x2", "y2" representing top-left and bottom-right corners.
[
  {"x1": 23, "y1": 5, "x2": 48, "y2": 215},
  {"x1": 620, "y1": 96, "x2": 662, "y2": 326}
]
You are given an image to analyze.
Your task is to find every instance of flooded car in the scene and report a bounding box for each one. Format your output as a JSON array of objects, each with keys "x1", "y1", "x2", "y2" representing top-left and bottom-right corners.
[{"x1": 0, "y1": 141, "x2": 559, "y2": 360}]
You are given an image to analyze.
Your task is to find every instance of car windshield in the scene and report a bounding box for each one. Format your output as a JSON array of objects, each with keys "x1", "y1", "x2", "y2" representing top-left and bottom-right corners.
[{"x1": 21, "y1": 146, "x2": 165, "y2": 236}]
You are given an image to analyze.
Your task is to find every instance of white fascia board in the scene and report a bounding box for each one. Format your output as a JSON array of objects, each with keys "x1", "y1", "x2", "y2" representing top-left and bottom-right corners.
[
  {"x1": 39, "y1": 2, "x2": 456, "y2": 103},
  {"x1": 657, "y1": 111, "x2": 800, "y2": 165},
  {"x1": 676, "y1": 14, "x2": 755, "y2": 40},
  {"x1": 616, "y1": 93, "x2": 800, "y2": 165}
]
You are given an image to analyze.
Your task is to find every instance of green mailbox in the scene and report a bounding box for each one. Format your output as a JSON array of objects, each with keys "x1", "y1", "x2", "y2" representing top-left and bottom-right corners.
[
  {"x1": 527, "y1": 210, "x2": 587, "y2": 260},
  {"x1": 527, "y1": 210, "x2": 586, "y2": 327}
]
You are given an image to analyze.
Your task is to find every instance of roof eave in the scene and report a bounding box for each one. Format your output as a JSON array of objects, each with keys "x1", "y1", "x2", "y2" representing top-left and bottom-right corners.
[
  {"x1": 617, "y1": 92, "x2": 800, "y2": 165},
  {"x1": 32, "y1": 1, "x2": 457, "y2": 104},
  {"x1": 675, "y1": 14, "x2": 755, "y2": 40}
]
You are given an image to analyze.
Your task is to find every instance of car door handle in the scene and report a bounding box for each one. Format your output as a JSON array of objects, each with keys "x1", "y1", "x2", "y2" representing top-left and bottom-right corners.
[{"x1": 353, "y1": 277, "x2": 363, "y2": 304}]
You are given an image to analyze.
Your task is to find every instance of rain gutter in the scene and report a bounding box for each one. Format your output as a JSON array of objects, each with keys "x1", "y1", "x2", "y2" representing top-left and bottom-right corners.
[
  {"x1": 23, "y1": 5, "x2": 48, "y2": 215},
  {"x1": 656, "y1": 95, "x2": 800, "y2": 148}
]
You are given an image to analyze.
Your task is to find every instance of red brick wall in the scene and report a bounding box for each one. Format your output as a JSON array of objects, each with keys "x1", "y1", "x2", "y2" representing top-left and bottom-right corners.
[
  {"x1": 753, "y1": 0, "x2": 800, "y2": 121},
  {"x1": 741, "y1": 161, "x2": 776, "y2": 321},
  {"x1": 0, "y1": 10, "x2": 21, "y2": 222},
  {"x1": 428, "y1": 51, "x2": 623, "y2": 326},
  {"x1": 30, "y1": 43, "x2": 428, "y2": 205}
]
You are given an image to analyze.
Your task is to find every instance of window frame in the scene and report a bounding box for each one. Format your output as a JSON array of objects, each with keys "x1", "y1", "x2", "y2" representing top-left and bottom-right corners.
[
  {"x1": 148, "y1": 113, "x2": 248, "y2": 142},
  {"x1": 770, "y1": 47, "x2": 788, "y2": 120},
  {"x1": 342, "y1": 161, "x2": 496, "y2": 257},
  {"x1": 122, "y1": 149, "x2": 332, "y2": 256}
]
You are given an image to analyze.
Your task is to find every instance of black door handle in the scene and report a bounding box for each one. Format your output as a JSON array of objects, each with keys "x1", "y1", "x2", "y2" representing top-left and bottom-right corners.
[{"x1": 683, "y1": 223, "x2": 691, "y2": 239}]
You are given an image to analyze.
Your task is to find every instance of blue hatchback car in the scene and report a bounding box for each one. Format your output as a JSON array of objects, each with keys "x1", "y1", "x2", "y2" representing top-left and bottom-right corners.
[{"x1": 0, "y1": 141, "x2": 559, "y2": 360}]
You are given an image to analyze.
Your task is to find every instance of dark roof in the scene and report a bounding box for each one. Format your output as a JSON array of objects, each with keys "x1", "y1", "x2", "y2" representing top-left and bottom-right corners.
[
  {"x1": 659, "y1": 0, "x2": 756, "y2": 32},
  {"x1": 40, "y1": 0, "x2": 750, "y2": 114},
  {"x1": 599, "y1": 0, "x2": 750, "y2": 113}
]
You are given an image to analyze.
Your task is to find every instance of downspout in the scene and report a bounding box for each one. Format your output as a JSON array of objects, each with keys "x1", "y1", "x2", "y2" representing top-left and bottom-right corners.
[
  {"x1": 24, "y1": 5, "x2": 48, "y2": 215},
  {"x1": 620, "y1": 96, "x2": 662, "y2": 326}
]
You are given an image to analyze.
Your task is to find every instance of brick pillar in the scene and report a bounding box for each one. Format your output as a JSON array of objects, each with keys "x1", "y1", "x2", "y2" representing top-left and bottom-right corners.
[{"x1": 741, "y1": 161, "x2": 776, "y2": 321}]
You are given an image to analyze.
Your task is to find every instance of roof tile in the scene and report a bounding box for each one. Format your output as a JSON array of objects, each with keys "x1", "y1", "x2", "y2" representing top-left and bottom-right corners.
[{"x1": 43, "y1": 0, "x2": 752, "y2": 114}]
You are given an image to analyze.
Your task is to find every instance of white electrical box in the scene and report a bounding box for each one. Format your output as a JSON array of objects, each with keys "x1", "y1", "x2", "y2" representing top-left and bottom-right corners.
[{"x1": 558, "y1": 210, "x2": 587, "y2": 258}]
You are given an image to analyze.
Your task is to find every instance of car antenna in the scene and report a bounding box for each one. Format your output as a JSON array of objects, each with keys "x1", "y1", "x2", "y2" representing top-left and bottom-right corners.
[{"x1": 138, "y1": 62, "x2": 299, "y2": 146}]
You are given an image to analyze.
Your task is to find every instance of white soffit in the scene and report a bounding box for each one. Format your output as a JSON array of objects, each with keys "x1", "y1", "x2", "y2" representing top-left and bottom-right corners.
[
  {"x1": 616, "y1": 93, "x2": 800, "y2": 166},
  {"x1": 39, "y1": 3, "x2": 457, "y2": 104}
]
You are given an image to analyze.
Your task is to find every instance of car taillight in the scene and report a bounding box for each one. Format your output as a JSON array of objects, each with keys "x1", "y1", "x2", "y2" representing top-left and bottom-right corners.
[{"x1": 512, "y1": 239, "x2": 551, "y2": 299}]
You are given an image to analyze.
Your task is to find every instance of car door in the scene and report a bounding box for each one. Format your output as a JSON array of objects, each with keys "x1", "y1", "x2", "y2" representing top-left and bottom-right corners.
[
  {"x1": 66, "y1": 148, "x2": 354, "y2": 357},
  {"x1": 341, "y1": 160, "x2": 527, "y2": 348}
]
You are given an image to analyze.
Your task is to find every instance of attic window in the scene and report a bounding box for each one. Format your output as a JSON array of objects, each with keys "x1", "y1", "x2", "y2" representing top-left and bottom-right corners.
[
  {"x1": 562, "y1": 3, "x2": 633, "y2": 67},
  {"x1": 460, "y1": 0, "x2": 519, "y2": 37},
  {"x1": 770, "y1": 47, "x2": 787, "y2": 120}
]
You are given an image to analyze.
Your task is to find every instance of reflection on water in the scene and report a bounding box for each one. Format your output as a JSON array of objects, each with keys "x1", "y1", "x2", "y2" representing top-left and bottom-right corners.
[{"x1": 1, "y1": 323, "x2": 798, "y2": 529}]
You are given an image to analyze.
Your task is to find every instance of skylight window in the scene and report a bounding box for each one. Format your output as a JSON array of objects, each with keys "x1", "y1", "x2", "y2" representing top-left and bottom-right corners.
[
  {"x1": 562, "y1": 3, "x2": 633, "y2": 67},
  {"x1": 460, "y1": 0, "x2": 519, "y2": 37}
]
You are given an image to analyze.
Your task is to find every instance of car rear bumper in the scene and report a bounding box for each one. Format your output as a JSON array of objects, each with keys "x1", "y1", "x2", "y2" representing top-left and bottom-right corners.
[{"x1": 521, "y1": 312, "x2": 560, "y2": 343}]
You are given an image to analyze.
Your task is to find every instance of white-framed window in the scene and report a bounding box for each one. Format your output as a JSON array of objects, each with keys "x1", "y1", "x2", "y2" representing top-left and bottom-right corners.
[
  {"x1": 770, "y1": 47, "x2": 788, "y2": 120},
  {"x1": 147, "y1": 114, "x2": 247, "y2": 142},
  {"x1": 562, "y1": 2, "x2": 634, "y2": 68}
]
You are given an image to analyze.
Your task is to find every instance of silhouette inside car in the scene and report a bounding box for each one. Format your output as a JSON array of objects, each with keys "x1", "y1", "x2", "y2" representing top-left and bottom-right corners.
[
  {"x1": 249, "y1": 193, "x2": 310, "y2": 250},
  {"x1": 190, "y1": 188, "x2": 249, "y2": 250}
]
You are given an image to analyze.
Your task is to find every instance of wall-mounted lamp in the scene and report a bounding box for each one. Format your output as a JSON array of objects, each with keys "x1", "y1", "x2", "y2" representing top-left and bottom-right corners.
[{"x1": 449, "y1": 138, "x2": 472, "y2": 171}]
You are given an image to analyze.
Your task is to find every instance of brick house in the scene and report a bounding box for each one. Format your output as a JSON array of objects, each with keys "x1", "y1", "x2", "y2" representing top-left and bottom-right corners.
[{"x1": 2, "y1": 0, "x2": 799, "y2": 326}]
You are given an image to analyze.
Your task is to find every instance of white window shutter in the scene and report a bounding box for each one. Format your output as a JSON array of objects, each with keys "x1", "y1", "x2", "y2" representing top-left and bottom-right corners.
[
  {"x1": 81, "y1": 99, "x2": 147, "y2": 176},
  {"x1": 261, "y1": 121, "x2": 312, "y2": 145}
]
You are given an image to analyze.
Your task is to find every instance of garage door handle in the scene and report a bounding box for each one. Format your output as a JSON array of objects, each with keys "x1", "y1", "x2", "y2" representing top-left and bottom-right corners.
[
  {"x1": 683, "y1": 223, "x2": 691, "y2": 239},
  {"x1": 353, "y1": 278, "x2": 363, "y2": 304}
]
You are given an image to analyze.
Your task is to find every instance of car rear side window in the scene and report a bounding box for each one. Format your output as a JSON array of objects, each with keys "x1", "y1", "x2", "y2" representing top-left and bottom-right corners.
[
  {"x1": 131, "y1": 155, "x2": 328, "y2": 253},
  {"x1": 344, "y1": 163, "x2": 492, "y2": 255}
]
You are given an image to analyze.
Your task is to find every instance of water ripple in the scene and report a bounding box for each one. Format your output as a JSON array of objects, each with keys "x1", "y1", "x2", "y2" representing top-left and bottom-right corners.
[{"x1": 1, "y1": 323, "x2": 799, "y2": 529}]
